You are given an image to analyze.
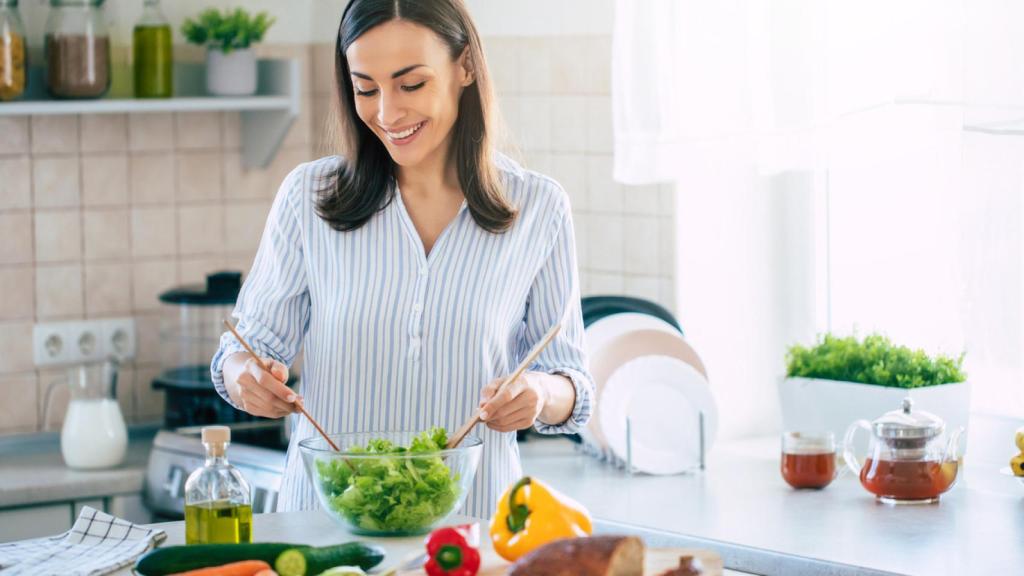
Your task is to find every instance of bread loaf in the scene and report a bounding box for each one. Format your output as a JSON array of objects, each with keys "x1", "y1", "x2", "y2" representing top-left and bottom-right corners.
[{"x1": 508, "y1": 535, "x2": 644, "y2": 576}]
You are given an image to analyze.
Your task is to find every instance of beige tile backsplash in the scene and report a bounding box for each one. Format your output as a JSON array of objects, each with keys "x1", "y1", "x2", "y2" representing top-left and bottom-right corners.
[
  {"x1": 0, "y1": 36, "x2": 675, "y2": 437},
  {"x1": 0, "y1": 156, "x2": 31, "y2": 210},
  {"x1": 82, "y1": 155, "x2": 130, "y2": 207}
]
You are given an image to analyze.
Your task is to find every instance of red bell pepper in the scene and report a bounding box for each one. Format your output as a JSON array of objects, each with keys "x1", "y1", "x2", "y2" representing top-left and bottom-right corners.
[{"x1": 424, "y1": 523, "x2": 481, "y2": 576}]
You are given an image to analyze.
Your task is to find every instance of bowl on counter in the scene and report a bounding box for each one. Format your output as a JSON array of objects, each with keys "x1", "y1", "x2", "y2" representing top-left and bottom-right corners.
[{"x1": 298, "y1": 431, "x2": 483, "y2": 536}]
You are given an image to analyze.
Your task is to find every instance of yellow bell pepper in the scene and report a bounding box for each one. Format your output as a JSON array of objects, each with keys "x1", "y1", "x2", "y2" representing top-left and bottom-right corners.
[{"x1": 489, "y1": 476, "x2": 592, "y2": 562}]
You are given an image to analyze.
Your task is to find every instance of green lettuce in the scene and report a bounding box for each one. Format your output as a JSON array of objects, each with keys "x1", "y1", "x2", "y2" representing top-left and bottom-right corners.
[{"x1": 314, "y1": 427, "x2": 460, "y2": 533}]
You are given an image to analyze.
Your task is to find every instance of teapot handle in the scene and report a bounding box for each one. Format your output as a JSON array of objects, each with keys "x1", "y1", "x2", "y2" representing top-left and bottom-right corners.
[
  {"x1": 843, "y1": 419, "x2": 872, "y2": 477},
  {"x1": 945, "y1": 425, "x2": 966, "y2": 461}
]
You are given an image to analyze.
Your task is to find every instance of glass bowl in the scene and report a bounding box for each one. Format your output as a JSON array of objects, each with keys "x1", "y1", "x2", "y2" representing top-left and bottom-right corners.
[{"x1": 298, "y1": 431, "x2": 483, "y2": 536}]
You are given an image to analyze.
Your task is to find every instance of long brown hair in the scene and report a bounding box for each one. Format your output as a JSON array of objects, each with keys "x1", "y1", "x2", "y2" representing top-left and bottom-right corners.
[{"x1": 316, "y1": 0, "x2": 516, "y2": 233}]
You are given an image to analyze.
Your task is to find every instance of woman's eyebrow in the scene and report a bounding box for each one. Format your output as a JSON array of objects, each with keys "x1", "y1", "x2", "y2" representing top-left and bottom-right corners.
[{"x1": 350, "y1": 64, "x2": 427, "y2": 80}]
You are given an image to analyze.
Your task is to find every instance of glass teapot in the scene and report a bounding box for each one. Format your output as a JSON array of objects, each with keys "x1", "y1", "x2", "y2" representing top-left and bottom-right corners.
[
  {"x1": 843, "y1": 397, "x2": 964, "y2": 504},
  {"x1": 43, "y1": 358, "x2": 127, "y2": 469}
]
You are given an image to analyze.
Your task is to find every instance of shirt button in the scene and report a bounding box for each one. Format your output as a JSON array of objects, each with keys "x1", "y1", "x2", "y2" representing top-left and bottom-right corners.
[
  {"x1": 413, "y1": 303, "x2": 423, "y2": 312},
  {"x1": 419, "y1": 266, "x2": 428, "y2": 277}
]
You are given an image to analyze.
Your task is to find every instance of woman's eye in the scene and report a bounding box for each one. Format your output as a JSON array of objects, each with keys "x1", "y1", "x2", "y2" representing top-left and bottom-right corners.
[
  {"x1": 401, "y1": 81, "x2": 426, "y2": 92},
  {"x1": 355, "y1": 87, "x2": 378, "y2": 97}
]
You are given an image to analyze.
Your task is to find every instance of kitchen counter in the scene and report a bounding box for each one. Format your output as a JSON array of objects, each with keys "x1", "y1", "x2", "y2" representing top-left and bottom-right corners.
[
  {"x1": 0, "y1": 428, "x2": 154, "y2": 508},
  {"x1": 124, "y1": 511, "x2": 751, "y2": 576},
  {"x1": 517, "y1": 434, "x2": 1024, "y2": 576}
]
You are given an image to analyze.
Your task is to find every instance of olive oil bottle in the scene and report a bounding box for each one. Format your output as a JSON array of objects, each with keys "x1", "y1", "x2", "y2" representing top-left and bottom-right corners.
[{"x1": 184, "y1": 426, "x2": 253, "y2": 544}]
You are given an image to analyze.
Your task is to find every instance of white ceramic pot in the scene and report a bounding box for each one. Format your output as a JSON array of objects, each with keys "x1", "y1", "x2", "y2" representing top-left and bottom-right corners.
[
  {"x1": 778, "y1": 377, "x2": 971, "y2": 449},
  {"x1": 206, "y1": 47, "x2": 257, "y2": 96}
]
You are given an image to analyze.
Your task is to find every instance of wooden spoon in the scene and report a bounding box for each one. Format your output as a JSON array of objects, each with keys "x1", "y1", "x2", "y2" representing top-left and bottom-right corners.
[
  {"x1": 222, "y1": 319, "x2": 341, "y2": 453},
  {"x1": 446, "y1": 323, "x2": 562, "y2": 449}
]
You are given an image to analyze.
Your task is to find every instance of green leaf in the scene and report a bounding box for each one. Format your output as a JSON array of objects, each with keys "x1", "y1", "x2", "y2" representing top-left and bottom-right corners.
[
  {"x1": 785, "y1": 332, "x2": 966, "y2": 388},
  {"x1": 179, "y1": 7, "x2": 275, "y2": 50}
]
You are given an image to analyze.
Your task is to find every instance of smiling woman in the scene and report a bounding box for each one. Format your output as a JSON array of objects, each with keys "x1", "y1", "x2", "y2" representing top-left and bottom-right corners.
[
  {"x1": 210, "y1": 0, "x2": 595, "y2": 519},
  {"x1": 320, "y1": 1, "x2": 514, "y2": 235}
]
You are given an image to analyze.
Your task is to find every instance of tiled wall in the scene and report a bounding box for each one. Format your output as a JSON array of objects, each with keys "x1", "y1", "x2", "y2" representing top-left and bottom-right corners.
[{"x1": 0, "y1": 36, "x2": 675, "y2": 437}]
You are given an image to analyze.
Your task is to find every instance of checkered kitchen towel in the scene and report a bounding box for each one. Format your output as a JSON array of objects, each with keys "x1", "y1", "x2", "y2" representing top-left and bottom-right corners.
[{"x1": 0, "y1": 506, "x2": 166, "y2": 575}]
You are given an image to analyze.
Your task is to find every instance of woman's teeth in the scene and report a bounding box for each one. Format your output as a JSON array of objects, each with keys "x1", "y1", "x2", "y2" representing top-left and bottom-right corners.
[{"x1": 386, "y1": 121, "x2": 425, "y2": 140}]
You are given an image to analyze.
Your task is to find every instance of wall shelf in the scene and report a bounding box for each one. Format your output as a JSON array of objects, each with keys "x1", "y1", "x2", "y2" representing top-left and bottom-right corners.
[{"x1": 0, "y1": 59, "x2": 300, "y2": 168}]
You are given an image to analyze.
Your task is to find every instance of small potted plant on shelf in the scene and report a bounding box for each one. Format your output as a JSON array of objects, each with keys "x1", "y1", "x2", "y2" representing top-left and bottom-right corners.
[
  {"x1": 778, "y1": 333, "x2": 969, "y2": 443},
  {"x1": 182, "y1": 7, "x2": 274, "y2": 96}
]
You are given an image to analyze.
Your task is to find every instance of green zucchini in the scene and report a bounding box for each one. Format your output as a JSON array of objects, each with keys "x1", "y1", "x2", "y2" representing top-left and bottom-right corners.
[
  {"x1": 274, "y1": 542, "x2": 386, "y2": 576},
  {"x1": 134, "y1": 542, "x2": 308, "y2": 575}
]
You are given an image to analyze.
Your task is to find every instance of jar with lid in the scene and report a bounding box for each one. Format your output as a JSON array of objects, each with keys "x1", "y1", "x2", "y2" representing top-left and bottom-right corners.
[
  {"x1": 45, "y1": 0, "x2": 111, "y2": 98},
  {"x1": 0, "y1": 0, "x2": 27, "y2": 101},
  {"x1": 133, "y1": 0, "x2": 172, "y2": 98}
]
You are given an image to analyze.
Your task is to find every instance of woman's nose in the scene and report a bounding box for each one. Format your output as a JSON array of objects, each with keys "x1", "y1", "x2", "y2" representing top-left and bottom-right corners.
[{"x1": 377, "y1": 91, "x2": 405, "y2": 127}]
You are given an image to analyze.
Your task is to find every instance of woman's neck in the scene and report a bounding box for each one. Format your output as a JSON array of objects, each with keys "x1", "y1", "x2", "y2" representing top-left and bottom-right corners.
[{"x1": 396, "y1": 141, "x2": 462, "y2": 200}]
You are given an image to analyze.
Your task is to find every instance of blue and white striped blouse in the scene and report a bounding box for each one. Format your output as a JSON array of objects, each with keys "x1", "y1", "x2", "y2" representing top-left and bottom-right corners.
[{"x1": 210, "y1": 153, "x2": 594, "y2": 518}]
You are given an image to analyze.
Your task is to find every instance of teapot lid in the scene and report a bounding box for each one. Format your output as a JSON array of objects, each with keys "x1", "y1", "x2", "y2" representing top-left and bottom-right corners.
[{"x1": 873, "y1": 397, "x2": 944, "y2": 440}]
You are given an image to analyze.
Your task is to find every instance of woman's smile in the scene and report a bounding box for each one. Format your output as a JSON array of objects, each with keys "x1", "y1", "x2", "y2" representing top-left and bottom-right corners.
[{"x1": 381, "y1": 119, "x2": 427, "y2": 145}]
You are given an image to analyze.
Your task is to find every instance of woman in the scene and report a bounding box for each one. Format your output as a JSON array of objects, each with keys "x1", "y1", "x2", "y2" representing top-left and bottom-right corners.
[{"x1": 211, "y1": 0, "x2": 593, "y2": 518}]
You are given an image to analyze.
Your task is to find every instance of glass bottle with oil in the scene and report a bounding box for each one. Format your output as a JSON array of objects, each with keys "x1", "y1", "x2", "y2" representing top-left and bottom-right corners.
[{"x1": 184, "y1": 426, "x2": 253, "y2": 544}]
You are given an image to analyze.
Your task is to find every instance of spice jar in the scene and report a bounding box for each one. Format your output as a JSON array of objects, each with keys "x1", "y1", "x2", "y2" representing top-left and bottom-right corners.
[
  {"x1": 0, "y1": 0, "x2": 27, "y2": 101},
  {"x1": 45, "y1": 0, "x2": 111, "y2": 99},
  {"x1": 133, "y1": 0, "x2": 172, "y2": 98}
]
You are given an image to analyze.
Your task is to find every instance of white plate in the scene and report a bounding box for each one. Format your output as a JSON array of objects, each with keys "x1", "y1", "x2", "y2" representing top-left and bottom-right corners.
[
  {"x1": 582, "y1": 313, "x2": 683, "y2": 451},
  {"x1": 585, "y1": 312, "x2": 679, "y2": 361},
  {"x1": 599, "y1": 355, "x2": 718, "y2": 475},
  {"x1": 583, "y1": 326, "x2": 708, "y2": 452}
]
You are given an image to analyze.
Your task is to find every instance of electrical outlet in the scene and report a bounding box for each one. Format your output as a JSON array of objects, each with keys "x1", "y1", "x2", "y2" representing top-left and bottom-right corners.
[{"x1": 34, "y1": 318, "x2": 138, "y2": 367}]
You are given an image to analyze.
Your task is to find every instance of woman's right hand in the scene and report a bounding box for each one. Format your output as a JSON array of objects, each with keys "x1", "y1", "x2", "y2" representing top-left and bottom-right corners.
[{"x1": 223, "y1": 352, "x2": 301, "y2": 418}]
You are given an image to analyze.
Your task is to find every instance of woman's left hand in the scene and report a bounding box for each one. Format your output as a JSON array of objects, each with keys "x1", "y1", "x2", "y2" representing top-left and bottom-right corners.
[{"x1": 478, "y1": 372, "x2": 548, "y2": 432}]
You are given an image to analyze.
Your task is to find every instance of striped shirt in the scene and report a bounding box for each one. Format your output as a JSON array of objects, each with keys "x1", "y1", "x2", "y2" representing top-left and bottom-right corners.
[{"x1": 210, "y1": 153, "x2": 594, "y2": 518}]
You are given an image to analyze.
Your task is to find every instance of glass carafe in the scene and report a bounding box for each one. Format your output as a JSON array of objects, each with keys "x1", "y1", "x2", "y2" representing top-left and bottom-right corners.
[
  {"x1": 184, "y1": 426, "x2": 253, "y2": 544},
  {"x1": 843, "y1": 397, "x2": 964, "y2": 504},
  {"x1": 44, "y1": 359, "x2": 127, "y2": 469}
]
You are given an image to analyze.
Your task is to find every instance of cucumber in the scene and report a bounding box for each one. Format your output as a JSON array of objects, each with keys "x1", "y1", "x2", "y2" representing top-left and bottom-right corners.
[
  {"x1": 274, "y1": 542, "x2": 386, "y2": 576},
  {"x1": 135, "y1": 542, "x2": 308, "y2": 575}
]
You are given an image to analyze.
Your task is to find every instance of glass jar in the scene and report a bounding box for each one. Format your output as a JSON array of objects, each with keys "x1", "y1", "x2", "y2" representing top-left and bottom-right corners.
[
  {"x1": 133, "y1": 0, "x2": 172, "y2": 98},
  {"x1": 45, "y1": 0, "x2": 111, "y2": 98},
  {"x1": 0, "y1": 0, "x2": 27, "y2": 101}
]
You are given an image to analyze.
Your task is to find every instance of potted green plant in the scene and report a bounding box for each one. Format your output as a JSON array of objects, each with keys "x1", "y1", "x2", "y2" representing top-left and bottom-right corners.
[
  {"x1": 779, "y1": 333, "x2": 969, "y2": 444},
  {"x1": 182, "y1": 8, "x2": 274, "y2": 96}
]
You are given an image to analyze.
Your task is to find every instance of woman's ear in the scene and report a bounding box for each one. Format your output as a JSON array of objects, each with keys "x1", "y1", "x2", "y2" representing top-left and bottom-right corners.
[{"x1": 459, "y1": 47, "x2": 475, "y2": 87}]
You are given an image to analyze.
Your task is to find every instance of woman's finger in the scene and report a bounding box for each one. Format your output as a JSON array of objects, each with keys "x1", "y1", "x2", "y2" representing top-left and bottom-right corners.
[{"x1": 480, "y1": 376, "x2": 526, "y2": 421}]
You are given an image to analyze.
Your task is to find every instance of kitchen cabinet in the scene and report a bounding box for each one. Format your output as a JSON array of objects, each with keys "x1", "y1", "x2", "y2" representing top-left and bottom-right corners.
[
  {"x1": 0, "y1": 503, "x2": 71, "y2": 542},
  {"x1": 0, "y1": 495, "x2": 152, "y2": 543}
]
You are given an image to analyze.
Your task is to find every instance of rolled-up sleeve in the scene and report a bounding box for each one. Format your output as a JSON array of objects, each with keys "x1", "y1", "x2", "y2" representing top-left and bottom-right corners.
[
  {"x1": 523, "y1": 188, "x2": 594, "y2": 435},
  {"x1": 210, "y1": 164, "x2": 311, "y2": 409}
]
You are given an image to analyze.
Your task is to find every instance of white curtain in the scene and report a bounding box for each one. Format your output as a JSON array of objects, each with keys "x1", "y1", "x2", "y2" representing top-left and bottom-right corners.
[{"x1": 613, "y1": 0, "x2": 1023, "y2": 438}]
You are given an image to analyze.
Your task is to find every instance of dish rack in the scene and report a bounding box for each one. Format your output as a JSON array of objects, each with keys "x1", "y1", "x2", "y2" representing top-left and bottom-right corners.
[{"x1": 576, "y1": 412, "x2": 707, "y2": 475}]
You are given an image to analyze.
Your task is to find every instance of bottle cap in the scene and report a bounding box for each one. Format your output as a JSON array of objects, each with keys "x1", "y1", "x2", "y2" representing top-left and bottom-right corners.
[{"x1": 201, "y1": 425, "x2": 230, "y2": 444}]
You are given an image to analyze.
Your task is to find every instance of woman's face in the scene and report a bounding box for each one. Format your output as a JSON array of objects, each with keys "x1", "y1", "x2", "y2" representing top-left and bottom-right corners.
[{"x1": 345, "y1": 19, "x2": 473, "y2": 169}]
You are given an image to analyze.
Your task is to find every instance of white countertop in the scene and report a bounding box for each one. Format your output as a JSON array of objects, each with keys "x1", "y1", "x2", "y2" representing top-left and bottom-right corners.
[
  {"x1": 517, "y1": 434, "x2": 1024, "y2": 576},
  {"x1": 5, "y1": 425, "x2": 1023, "y2": 575},
  {"x1": 0, "y1": 431, "x2": 152, "y2": 508}
]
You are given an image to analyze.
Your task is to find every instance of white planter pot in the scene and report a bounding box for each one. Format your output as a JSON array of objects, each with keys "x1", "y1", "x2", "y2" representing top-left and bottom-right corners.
[
  {"x1": 206, "y1": 48, "x2": 257, "y2": 96},
  {"x1": 778, "y1": 377, "x2": 971, "y2": 447}
]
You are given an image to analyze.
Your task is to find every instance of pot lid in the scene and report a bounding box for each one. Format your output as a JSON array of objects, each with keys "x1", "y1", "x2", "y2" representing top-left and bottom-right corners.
[
  {"x1": 873, "y1": 397, "x2": 944, "y2": 440},
  {"x1": 159, "y1": 271, "x2": 242, "y2": 305}
]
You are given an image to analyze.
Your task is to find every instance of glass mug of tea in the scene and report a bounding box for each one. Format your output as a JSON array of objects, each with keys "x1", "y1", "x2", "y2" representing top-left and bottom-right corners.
[{"x1": 781, "y1": 431, "x2": 842, "y2": 489}]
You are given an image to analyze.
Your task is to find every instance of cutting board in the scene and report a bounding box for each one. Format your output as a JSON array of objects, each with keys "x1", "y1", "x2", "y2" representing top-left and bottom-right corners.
[{"x1": 402, "y1": 545, "x2": 723, "y2": 575}]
